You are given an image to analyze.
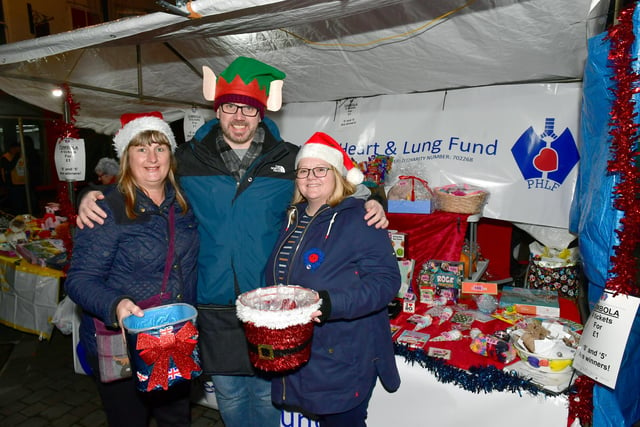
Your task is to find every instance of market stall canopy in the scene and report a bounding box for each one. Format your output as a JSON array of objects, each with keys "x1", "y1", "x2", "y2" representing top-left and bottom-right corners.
[{"x1": 0, "y1": 0, "x2": 610, "y2": 135}]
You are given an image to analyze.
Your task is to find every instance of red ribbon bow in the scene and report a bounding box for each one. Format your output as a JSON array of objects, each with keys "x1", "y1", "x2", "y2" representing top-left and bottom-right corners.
[{"x1": 136, "y1": 321, "x2": 200, "y2": 391}]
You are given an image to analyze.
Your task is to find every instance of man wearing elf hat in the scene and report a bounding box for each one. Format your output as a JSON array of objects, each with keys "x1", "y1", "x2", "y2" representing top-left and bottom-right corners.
[{"x1": 77, "y1": 56, "x2": 387, "y2": 427}]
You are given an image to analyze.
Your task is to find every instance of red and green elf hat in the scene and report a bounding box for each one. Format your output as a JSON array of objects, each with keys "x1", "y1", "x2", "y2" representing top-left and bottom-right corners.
[{"x1": 203, "y1": 57, "x2": 286, "y2": 117}]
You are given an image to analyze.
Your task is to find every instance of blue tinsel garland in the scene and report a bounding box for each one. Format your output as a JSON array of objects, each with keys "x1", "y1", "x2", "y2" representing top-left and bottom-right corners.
[{"x1": 394, "y1": 343, "x2": 544, "y2": 396}]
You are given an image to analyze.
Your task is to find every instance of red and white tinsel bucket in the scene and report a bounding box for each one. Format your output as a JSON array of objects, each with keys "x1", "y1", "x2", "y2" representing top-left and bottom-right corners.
[{"x1": 236, "y1": 285, "x2": 321, "y2": 372}]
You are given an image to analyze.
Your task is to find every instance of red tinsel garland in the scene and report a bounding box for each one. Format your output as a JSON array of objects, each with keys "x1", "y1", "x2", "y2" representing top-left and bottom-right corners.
[
  {"x1": 568, "y1": 375, "x2": 596, "y2": 427},
  {"x1": 567, "y1": 4, "x2": 640, "y2": 426},
  {"x1": 51, "y1": 84, "x2": 80, "y2": 267},
  {"x1": 604, "y1": 4, "x2": 640, "y2": 298}
]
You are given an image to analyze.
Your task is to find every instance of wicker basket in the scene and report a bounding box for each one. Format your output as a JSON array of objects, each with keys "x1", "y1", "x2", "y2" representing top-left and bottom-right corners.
[
  {"x1": 433, "y1": 184, "x2": 488, "y2": 214},
  {"x1": 236, "y1": 285, "x2": 321, "y2": 372}
]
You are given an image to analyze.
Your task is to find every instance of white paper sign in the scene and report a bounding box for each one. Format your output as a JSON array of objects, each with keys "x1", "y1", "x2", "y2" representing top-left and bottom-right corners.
[
  {"x1": 183, "y1": 107, "x2": 206, "y2": 141},
  {"x1": 336, "y1": 98, "x2": 360, "y2": 128},
  {"x1": 54, "y1": 137, "x2": 86, "y2": 181},
  {"x1": 573, "y1": 291, "x2": 640, "y2": 388}
]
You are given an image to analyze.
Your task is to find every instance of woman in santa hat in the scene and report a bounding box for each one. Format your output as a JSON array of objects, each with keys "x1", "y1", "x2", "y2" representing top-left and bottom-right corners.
[
  {"x1": 265, "y1": 132, "x2": 401, "y2": 427},
  {"x1": 65, "y1": 112, "x2": 199, "y2": 427}
]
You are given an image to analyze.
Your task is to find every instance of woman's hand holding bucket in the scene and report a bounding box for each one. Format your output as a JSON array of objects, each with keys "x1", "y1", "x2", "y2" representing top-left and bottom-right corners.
[{"x1": 116, "y1": 299, "x2": 144, "y2": 328}]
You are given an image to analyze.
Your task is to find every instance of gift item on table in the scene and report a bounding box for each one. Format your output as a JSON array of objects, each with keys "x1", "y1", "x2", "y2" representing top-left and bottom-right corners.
[
  {"x1": 0, "y1": 242, "x2": 16, "y2": 257},
  {"x1": 236, "y1": 285, "x2": 321, "y2": 372},
  {"x1": 469, "y1": 333, "x2": 516, "y2": 363},
  {"x1": 387, "y1": 175, "x2": 433, "y2": 214},
  {"x1": 41, "y1": 202, "x2": 68, "y2": 231},
  {"x1": 403, "y1": 288, "x2": 416, "y2": 313},
  {"x1": 434, "y1": 262, "x2": 463, "y2": 305},
  {"x1": 396, "y1": 259, "x2": 415, "y2": 298},
  {"x1": 426, "y1": 305, "x2": 453, "y2": 325},
  {"x1": 498, "y1": 285, "x2": 560, "y2": 317},
  {"x1": 406, "y1": 314, "x2": 433, "y2": 331},
  {"x1": 450, "y1": 312, "x2": 475, "y2": 329},
  {"x1": 430, "y1": 329, "x2": 463, "y2": 342},
  {"x1": 432, "y1": 183, "x2": 488, "y2": 214},
  {"x1": 396, "y1": 329, "x2": 430, "y2": 349},
  {"x1": 4, "y1": 214, "x2": 34, "y2": 246},
  {"x1": 123, "y1": 303, "x2": 201, "y2": 392},
  {"x1": 357, "y1": 155, "x2": 394, "y2": 185},
  {"x1": 492, "y1": 306, "x2": 526, "y2": 325},
  {"x1": 526, "y1": 241, "x2": 581, "y2": 299},
  {"x1": 388, "y1": 231, "x2": 408, "y2": 259},
  {"x1": 15, "y1": 238, "x2": 67, "y2": 268},
  {"x1": 418, "y1": 260, "x2": 464, "y2": 305},
  {"x1": 473, "y1": 294, "x2": 499, "y2": 315}
]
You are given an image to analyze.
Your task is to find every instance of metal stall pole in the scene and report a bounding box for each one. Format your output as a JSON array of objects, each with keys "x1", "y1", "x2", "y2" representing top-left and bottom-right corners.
[
  {"x1": 17, "y1": 118, "x2": 33, "y2": 215},
  {"x1": 62, "y1": 98, "x2": 74, "y2": 208}
]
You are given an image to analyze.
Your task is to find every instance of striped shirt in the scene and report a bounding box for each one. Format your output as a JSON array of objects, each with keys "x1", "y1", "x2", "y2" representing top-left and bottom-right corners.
[{"x1": 275, "y1": 212, "x2": 311, "y2": 285}]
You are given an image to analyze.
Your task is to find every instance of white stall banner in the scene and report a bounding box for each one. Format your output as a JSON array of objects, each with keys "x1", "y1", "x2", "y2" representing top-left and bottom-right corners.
[
  {"x1": 54, "y1": 137, "x2": 86, "y2": 181},
  {"x1": 276, "y1": 83, "x2": 581, "y2": 228},
  {"x1": 574, "y1": 291, "x2": 640, "y2": 388}
]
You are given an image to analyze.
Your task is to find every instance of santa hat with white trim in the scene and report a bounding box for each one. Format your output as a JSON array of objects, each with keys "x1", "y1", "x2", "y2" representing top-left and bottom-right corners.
[
  {"x1": 112, "y1": 111, "x2": 177, "y2": 159},
  {"x1": 296, "y1": 132, "x2": 364, "y2": 185}
]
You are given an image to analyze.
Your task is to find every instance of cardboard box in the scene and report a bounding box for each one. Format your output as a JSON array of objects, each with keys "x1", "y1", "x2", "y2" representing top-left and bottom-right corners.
[
  {"x1": 498, "y1": 286, "x2": 560, "y2": 317},
  {"x1": 388, "y1": 199, "x2": 432, "y2": 214}
]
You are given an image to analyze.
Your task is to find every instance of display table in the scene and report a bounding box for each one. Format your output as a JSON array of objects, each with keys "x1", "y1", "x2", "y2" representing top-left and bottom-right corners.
[
  {"x1": 0, "y1": 255, "x2": 65, "y2": 339},
  {"x1": 195, "y1": 362, "x2": 569, "y2": 427},
  {"x1": 367, "y1": 356, "x2": 568, "y2": 427}
]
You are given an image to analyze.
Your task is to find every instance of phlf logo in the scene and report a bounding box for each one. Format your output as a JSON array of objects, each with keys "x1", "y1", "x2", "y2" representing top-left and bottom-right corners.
[{"x1": 511, "y1": 118, "x2": 579, "y2": 191}]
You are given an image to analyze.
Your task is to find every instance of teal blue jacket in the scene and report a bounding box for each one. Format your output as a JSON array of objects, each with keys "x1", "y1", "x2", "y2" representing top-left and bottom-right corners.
[{"x1": 176, "y1": 118, "x2": 298, "y2": 305}]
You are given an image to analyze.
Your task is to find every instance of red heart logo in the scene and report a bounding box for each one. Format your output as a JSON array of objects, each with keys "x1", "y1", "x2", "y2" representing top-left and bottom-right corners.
[{"x1": 533, "y1": 147, "x2": 558, "y2": 172}]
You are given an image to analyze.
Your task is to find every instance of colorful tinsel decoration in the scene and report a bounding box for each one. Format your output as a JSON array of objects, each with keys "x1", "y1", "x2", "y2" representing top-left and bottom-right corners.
[{"x1": 604, "y1": 3, "x2": 640, "y2": 298}]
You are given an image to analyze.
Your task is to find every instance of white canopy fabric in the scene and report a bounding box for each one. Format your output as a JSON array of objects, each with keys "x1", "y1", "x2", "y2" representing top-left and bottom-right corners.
[{"x1": 0, "y1": 0, "x2": 610, "y2": 134}]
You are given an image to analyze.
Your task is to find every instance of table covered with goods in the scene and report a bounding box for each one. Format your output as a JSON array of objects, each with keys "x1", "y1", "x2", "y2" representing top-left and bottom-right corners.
[
  {"x1": 379, "y1": 279, "x2": 582, "y2": 427},
  {"x1": 0, "y1": 208, "x2": 69, "y2": 339}
]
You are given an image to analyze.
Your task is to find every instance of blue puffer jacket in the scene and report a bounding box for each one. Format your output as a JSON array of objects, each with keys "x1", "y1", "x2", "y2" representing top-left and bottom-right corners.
[
  {"x1": 266, "y1": 197, "x2": 401, "y2": 415},
  {"x1": 176, "y1": 118, "x2": 298, "y2": 305},
  {"x1": 65, "y1": 184, "x2": 199, "y2": 358}
]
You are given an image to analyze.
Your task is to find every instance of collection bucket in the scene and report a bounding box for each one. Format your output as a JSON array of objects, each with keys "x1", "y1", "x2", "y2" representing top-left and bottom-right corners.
[
  {"x1": 123, "y1": 303, "x2": 201, "y2": 392},
  {"x1": 236, "y1": 285, "x2": 321, "y2": 372}
]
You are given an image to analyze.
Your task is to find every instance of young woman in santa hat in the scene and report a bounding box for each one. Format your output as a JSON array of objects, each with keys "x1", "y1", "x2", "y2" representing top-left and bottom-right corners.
[{"x1": 265, "y1": 132, "x2": 401, "y2": 427}]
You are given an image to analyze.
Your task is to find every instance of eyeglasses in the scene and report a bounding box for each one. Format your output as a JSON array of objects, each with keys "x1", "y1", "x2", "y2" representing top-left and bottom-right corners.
[
  {"x1": 220, "y1": 103, "x2": 259, "y2": 117},
  {"x1": 295, "y1": 167, "x2": 331, "y2": 179}
]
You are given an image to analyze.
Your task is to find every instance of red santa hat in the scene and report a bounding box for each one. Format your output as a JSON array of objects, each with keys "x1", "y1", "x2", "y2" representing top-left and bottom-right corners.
[
  {"x1": 295, "y1": 132, "x2": 364, "y2": 185},
  {"x1": 112, "y1": 112, "x2": 176, "y2": 159}
]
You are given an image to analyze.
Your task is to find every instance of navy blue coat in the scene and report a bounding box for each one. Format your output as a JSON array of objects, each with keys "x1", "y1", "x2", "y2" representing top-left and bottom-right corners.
[
  {"x1": 65, "y1": 184, "x2": 199, "y2": 358},
  {"x1": 266, "y1": 197, "x2": 401, "y2": 415}
]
